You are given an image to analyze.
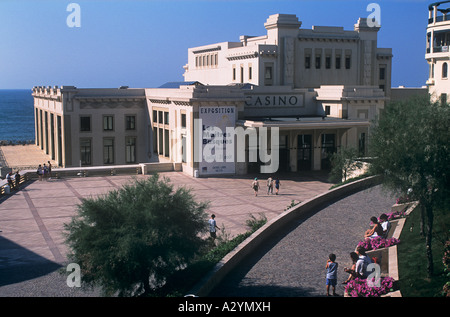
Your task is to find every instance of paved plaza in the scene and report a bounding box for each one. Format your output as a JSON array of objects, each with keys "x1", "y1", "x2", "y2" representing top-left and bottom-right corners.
[{"x1": 0, "y1": 161, "x2": 332, "y2": 296}]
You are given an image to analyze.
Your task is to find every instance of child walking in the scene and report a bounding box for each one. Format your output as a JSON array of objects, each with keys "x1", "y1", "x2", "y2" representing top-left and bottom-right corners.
[{"x1": 326, "y1": 253, "x2": 338, "y2": 296}]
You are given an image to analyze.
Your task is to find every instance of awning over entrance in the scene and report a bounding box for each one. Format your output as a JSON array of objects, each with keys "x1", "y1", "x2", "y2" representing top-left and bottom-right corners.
[{"x1": 237, "y1": 117, "x2": 370, "y2": 130}]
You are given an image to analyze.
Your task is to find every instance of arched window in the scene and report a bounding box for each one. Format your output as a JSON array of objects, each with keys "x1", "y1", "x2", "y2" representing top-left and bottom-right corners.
[{"x1": 443, "y1": 62, "x2": 448, "y2": 78}]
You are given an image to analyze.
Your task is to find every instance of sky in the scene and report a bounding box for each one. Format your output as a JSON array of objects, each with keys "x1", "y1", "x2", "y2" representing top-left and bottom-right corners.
[{"x1": 0, "y1": 0, "x2": 431, "y2": 89}]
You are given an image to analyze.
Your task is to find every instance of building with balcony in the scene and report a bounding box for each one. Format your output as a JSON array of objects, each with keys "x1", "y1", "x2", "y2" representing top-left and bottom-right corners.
[
  {"x1": 33, "y1": 13, "x2": 393, "y2": 177},
  {"x1": 426, "y1": 1, "x2": 450, "y2": 103}
]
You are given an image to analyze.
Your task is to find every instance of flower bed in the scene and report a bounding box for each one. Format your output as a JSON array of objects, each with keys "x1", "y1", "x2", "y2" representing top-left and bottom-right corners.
[
  {"x1": 345, "y1": 276, "x2": 396, "y2": 297},
  {"x1": 357, "y1": 236, "x2": 400, "y2": 251},
  {"x1": 384, "y1": 209, "x2": 406, "y2": 221}
]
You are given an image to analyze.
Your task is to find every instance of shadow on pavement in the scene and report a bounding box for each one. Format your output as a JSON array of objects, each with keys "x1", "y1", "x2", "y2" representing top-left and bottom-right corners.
[{"x1": 0, "y1": 236, "x2": 62, "y2": 287}]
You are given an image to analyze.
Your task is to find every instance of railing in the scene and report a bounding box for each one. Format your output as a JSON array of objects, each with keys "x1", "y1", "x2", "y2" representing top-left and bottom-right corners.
[
  {"x1": 0, "y1": 162, "x2": 182, "y2": 198},
  {"x1": 429, "y1": 15, "x2": 450, "y2": 24}
]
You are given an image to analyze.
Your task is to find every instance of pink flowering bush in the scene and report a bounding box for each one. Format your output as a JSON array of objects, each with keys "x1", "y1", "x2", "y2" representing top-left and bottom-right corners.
[
  {"x1": 384, "y1": 209, "x2": 406, "y2": 221},
  {"x1": 395, "y1": 196, "x2": 410, "y2": 204},
  {"x1": 345, "y1": 277, "x2": 395, "y2": 297},
  {"x1": 357, "y1": 237, "x2": 400, "y2": 251}
]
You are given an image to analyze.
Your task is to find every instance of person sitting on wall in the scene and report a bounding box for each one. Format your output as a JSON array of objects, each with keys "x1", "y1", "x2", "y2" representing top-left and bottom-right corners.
[
  {"x1": 379, "y1": 213, "x2": 391, "y2": 238},
  {"x1": 355, "y1": 246, "x2": 373, "y2": 279},
  {"x1": 364, "y1": 216, "x2": 384, "y2": 239}
]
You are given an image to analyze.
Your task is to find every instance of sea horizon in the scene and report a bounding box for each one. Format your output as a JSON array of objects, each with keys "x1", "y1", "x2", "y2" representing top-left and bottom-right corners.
[{"x1": 0, "y1": 89, "x2": 35, "y2": 143}]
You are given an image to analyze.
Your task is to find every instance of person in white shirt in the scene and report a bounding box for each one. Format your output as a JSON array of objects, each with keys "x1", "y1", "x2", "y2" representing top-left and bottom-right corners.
[
  {"x1": 208, "y1": 214, "x2": 220, "y2": 240},
  {"x1": 379, "y1": 213, "x2": 391, "y2": 238},
  {"x1": 355, "y1": 246, "x2": 373, "y2": 279}
]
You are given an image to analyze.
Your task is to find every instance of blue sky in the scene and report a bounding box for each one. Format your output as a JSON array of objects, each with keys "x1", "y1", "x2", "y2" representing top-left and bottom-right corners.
[{"x1": 0, "y1": 0, "x2": 430, "y2": 89}]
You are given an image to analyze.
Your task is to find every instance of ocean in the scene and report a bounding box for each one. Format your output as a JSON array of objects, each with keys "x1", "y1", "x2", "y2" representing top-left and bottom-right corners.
[{"x1": 0, "y1": 89, "x2": 35, "y2": 143}]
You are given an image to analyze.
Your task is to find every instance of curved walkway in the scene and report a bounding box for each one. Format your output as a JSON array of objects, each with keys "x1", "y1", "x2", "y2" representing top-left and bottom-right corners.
[{"x1": 209, "y1": 185, "x2": 395, "y2": 297}]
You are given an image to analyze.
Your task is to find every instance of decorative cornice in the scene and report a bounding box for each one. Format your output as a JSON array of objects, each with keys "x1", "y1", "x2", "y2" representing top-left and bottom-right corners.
[
  {"x1": 148, "y1": 99, "x2": 171, "y2": 104},
  {"x1": 193, "y1": 46, "x2": 222, "y2": 54},
  {"x1": 226, "y1": 52, "x2": 258, "y2": 60}
]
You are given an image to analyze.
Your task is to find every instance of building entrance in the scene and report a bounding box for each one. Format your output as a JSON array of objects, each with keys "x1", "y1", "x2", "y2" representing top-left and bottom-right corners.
[
  {"x1": 278, "y1": 135, "x2": 290, "y2": 172},
  {"x1": 321, "y1": 133, "x2": 336, "y2": 170},
  {"x1": 297, "y1": 134, "x2": 312, "y2": 171}
]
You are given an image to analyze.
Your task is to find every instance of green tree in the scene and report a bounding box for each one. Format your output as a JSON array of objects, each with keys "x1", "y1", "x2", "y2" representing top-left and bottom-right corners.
[
  {"x1": 64, "y1": 174, "x2": 209, "y2": 296},
  {"x1": 369, "y1": 96, "x2": 450, "y2": 277},
  {"x1": 329, "y1": 147, "x2": 364, "y2": 183}
]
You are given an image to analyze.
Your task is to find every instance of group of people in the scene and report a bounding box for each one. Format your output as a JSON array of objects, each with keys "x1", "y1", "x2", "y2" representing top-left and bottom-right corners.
[
  {"x1": 325, "y1": 246, "x2": 374, "y2": 296},
  {"x1": 36, "y1": 161, "x2": 52, "y2": 181},
  {"x1": 363, "y1": 213, "x2": 391, "y2": 240},
  {"x1": 325, "y1": 213, "x2": 391, "y2": 296},
  {"x1": 6, "y1": 171, "x2": 21, "y2": 190},
  {"x1": 251, "y1": 176, "x2": 280, "y2": 196}
]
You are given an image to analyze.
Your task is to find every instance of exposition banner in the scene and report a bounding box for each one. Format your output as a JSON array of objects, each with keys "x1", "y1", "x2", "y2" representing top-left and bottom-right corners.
[{"x1": 198, "y1": 106, "x2": 236, "y2": 175}]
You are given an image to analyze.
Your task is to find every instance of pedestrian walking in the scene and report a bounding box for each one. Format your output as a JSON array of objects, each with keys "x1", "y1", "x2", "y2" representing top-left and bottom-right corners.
[
  {"x1": 43, "y1": 163, "x2": 49, "y2": 181},
  {"x1": 47, "y1": 161, "x2": 52, "y2": 179},
  {"x1": 251, "y1": 178, "x2": 260, "y2": 196},
  {"x1": 274, "y1": 178, "x2": 280, "y2": 195},
  {"x1": 267, "y1": 176, "x2": 273, "y2": 195},
  {"x1": 14, "y1": 171, "x2": 20, "y2": 189},
  {"x1": 37, "y1": 164, "x2": 43, "y2": 181},
  {"x1": 6, "y1": 172, "x2": 14, "y2": 190},
  {"x1": 208, "y1": 214, "x2": 220, "y2": 240},
  {"x1": 326, "y1": 253, "x2": 338, "y2": 296}
]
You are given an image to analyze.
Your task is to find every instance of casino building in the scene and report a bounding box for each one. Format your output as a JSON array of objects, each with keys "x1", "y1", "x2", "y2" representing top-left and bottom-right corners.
[{"x1": 32, "y1": 13, "x2": 393, "y2": 177}]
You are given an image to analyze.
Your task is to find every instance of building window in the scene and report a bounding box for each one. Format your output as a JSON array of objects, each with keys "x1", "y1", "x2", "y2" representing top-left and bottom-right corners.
[
  {"x1": 443, "y1": 62, "x2": 448, "y2": 78},
  {"x1": 125, "y1": 115, "x2": 136, "y2": 130},
  {"x1": 325, "y1": 105, "x2": 331, "y2": 115},
  {"x1": 103, "y1": 115, "x2": 114, "y2": 131},
  {"x1": 181, "y1": 113, "x2": 187, "y2": 128},
  {"x1": 103, "y1": 138, "x2": 114, "y2": 164},
  {"x1": 80, "y1": 116, "x2": 91, "y2": 132},
  {"x1": 441, "y1": 93, "x2": 447, "y2": 105},
  {"x1": 153, "y1": 110, "x2": 157, "y2": 123},
  {"x1": 233, "y1": 67, "x2": 236, "y2": 81},
  {"x1": 321, "y1": 133, "x2": 336, "y2": 170},
  {"x1": 345, "y1": 55, "x2": 351, "y2": 69},
  {"x1": 265, "y1": 66, "x2": 273, "y2": 79},
  {"x1": 158, "y1": 111, "x2": 163, "y2": 123},
  {"x1": 305, "y1": 55, "x2": 311, "y2": 69},
  {"x1": 379, "y1": 85, "x2": 385, "y2": 91},
  {"x1": 35, "y1": 108, "x2": 39, "y2": 146},
  {"x1": 359, "y1": 133, "x2": 366, "y2": 157},
  {"x1": 325, "y1": 56, "x2": 331, "y2": 69},
  {"x1": 315, "y1": 55, "x2": 321, "y2": 69},
  {"x1": 125, "y1": 137, "x2": 136, "y2": 163},
  {"x1": 240, "y1": 66, "x2": 244, "y2": 84},
  {"x1": 335, "y1": 56, "x2": 341, "y2": 69},
  {"x1": 379, "y1": 67, "x2": 386, "y2": 80},
  {"x1": 249, "y1": 66, "x2": 252, "y2": 80},
  {"x1": 164, "y1": 112, "x2": 169, "y2": 125},
  {"x1": 80, "y1": 138, "x2": 91, "y2": 165}
]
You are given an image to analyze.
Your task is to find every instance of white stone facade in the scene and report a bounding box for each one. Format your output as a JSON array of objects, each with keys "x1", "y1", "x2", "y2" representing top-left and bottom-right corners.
[{"x1": 426, "y1": 1, "x2": 450, "y2": 103}]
